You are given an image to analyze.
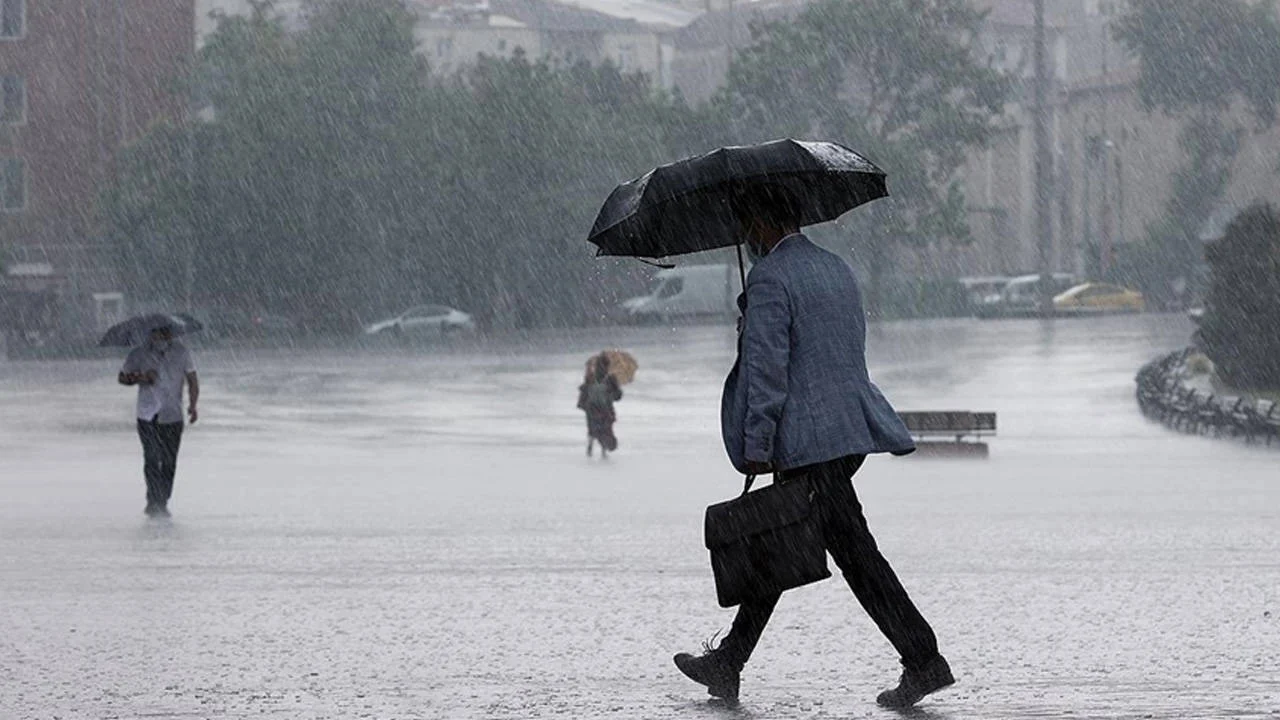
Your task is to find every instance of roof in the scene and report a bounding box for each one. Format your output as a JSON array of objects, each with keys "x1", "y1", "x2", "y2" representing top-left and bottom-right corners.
[
  {"x1": 489, "y1": 0, "x2": 643, "y2": 31},
  {"x1": 673, "y1": 0, "x2": 801, "y2": 49},
  {"x1": 552, "y1": 0, "x2": 700, "y2": 29}
]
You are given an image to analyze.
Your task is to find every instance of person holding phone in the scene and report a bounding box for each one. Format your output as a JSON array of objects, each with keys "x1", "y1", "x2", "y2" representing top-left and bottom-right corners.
[{"x1": 118, "y1": 324, "x2": 198, "y2": 517}]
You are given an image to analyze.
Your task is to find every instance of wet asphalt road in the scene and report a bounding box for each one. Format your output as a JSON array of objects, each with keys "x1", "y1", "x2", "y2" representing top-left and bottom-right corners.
[{"x1": 2, "y1": 315, "x2": 1277, "y2": 719}]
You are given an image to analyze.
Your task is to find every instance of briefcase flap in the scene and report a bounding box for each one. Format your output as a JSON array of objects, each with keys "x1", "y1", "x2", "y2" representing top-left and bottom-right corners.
[{"x1": 704, "y1": 480, "x2": 813, "y2": 550}]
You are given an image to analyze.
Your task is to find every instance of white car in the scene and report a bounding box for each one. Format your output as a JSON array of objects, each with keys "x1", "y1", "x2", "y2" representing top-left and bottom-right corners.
[{"x1": 364, "y1": 305, "x2": 476, "y2": 336}]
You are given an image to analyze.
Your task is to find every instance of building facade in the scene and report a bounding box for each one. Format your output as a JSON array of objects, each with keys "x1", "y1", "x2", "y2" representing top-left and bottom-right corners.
[
  {"x1": 0, "y1": 0, "x2": 194, "y2": 341},
  {"x1": 413, "y1": 0, "x2": 680, "y2": 87},
  {"x1": 948, "y1": 0, "x2": 1280, "y2": 288}
]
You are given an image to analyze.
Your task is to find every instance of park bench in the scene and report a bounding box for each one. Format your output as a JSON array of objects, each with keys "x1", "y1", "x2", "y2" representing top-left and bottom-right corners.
[{"x1": 898, "y1": 411, "x2": 997, "y2": 457}]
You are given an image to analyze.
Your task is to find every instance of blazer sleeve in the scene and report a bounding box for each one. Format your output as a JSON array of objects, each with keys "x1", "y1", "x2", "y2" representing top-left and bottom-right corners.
[{"x1": 741, "y1": 274, "x2": 791, "y2": 463}]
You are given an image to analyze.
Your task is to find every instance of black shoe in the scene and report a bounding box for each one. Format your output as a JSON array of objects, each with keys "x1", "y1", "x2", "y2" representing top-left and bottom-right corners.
[
  {"x1": 144, "y1": 503, "x2": 161, "y2": 516},
  {"x1": 876, "y1": 655, "x2": 955, "y2": 709},
  {"x1": 673, "y1": 649, "x2": 740, "y2": 702}
]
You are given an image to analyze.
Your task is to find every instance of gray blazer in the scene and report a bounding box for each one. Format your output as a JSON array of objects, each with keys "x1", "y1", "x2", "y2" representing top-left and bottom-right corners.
[{"x1": 721, "y1": 234, "x2": 915, "y2": 473}]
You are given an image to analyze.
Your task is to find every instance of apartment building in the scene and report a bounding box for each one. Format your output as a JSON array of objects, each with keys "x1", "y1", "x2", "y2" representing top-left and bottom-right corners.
[{"x1": 0, "y1": 1, "x2": 194, "y2": 340}]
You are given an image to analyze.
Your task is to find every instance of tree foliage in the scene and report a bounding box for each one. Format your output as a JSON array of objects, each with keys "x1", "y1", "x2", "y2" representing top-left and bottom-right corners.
[
  {"x1": 1114, "y1": 0, "x2": 1280, "y2": 297},
  {"x1": 1198, "y1": 203, "x2": 1280, "y2": 389},
  {"x1": 1114, "y1": 0, "x2": 1280, "y2": 126},
  {"x1": 103, "y1": 0, "x2": 1009, "y2": 326},
  {"x1": 714, "y1": 0, "x2": 1009, "y2": 309},
  {"x1": 1113, "y1": 116, "x2": 1241, "y2": 306},
  {"x1": 102, "y1": 0, "x2": 694, "y2": 330}
]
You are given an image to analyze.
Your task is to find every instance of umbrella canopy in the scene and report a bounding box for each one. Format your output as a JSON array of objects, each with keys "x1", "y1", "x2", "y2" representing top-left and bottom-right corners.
[
  {"x1": 99, "y1": 313, "x2": 204, "y2": 348},
  {"x1": 588, "y1": 138, "x2": 887, "y2": 259},
  {"x1": 586, "y1": 350, "x2": 638, "y2": 385}
]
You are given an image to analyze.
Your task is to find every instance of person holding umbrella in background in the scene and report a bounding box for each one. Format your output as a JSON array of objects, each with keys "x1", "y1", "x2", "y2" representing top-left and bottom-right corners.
[
  {"x1": 108, "y1": 315, "x2": 201, "y2": 517},
  {"x1": 577, "y1": 350, "x2": 637, "y2": 458}
]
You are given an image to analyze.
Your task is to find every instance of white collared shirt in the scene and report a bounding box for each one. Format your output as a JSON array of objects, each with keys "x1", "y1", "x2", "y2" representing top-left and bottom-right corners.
[
  {"x1": 775, "y1": 232, "x2": 804, "y2": 250},
  {"x1": 121, "y1": 341, "x2": 195, "y2": 423}
]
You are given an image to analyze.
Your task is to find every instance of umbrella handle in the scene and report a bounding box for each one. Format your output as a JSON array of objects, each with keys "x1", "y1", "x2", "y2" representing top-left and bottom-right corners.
[{"x1": 735, "y1": 243, "x2": 747, "y2": 292}]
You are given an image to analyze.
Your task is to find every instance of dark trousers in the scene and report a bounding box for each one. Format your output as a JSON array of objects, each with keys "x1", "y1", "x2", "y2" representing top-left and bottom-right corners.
[
  {"x1": 137, "y1": 419, "x2": 183, "y2": 508},
  {"x1": 718, "y1": 454, "x2": 940, "y2": 672}
]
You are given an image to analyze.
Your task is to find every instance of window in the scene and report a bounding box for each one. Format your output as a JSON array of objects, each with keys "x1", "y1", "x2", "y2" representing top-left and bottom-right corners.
[
  {"x1": 1, "y1": 75, "x2": 24, "y2": 123},
  {"x1": 1, "y1": 0, "x2": 24, "y2": 39},
  {"x1": 407, "y1": 305, "x2": 449, "y2": 319},
  {"x1": 617, "y1": 43, "x2": 636, "y2": 70},
  {"x1": 436, "y1": 36, "x2": 453, "y2": 59},
  {"x1": 1, "y1": 157, "x2": 26, "y2": 211}
]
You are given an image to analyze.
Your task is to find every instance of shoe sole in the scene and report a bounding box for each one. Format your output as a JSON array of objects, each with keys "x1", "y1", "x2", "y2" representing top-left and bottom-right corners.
[
  {"x1": 673, "y1": 655, "x2": 739, "y2": 703},
  {"x1": 877, "y1": 678, "x2": 955, "y2": 709}
]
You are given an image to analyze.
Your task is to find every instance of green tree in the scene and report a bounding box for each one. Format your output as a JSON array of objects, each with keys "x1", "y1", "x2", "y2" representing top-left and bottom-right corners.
[
  {"x1": 1114, "y1": 0, "x2": 1280, "y2": 301},
  {"x1": 714, "y1": 0, "x2": 1009, "y2": 314},
  {"x1": 1197, "y1": 203, "x2": 1280, "y2": 389},
  {"x1": 101, "y1": 0, "x2": 697, "y2": 329},
  {"x1": 444, "y1": 52, "x2": 696, "y2": 328},
  {"x1": 103, "y1": 1, "x2": 310, "y2": 314}
]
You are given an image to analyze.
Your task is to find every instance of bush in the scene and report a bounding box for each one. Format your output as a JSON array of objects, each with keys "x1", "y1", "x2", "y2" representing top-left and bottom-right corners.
[{"x1": 1197, "y1": 203, "x2": 1280, "y2": 389}]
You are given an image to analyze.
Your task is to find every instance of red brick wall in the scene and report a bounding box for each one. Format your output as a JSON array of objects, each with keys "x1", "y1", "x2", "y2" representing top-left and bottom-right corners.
[{"x1": 0, "y1": 1, "x2": 194, "y2": 255}]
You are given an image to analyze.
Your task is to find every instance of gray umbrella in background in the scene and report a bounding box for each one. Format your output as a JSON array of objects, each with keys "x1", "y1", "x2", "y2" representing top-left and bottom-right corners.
[{"x1": 98, "y1": 313, "x2": 204, "y2": 348}]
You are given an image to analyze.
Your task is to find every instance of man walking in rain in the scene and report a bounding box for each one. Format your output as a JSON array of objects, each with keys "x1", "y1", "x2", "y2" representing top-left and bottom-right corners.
[
  {"x1": 673, "y1": 185, "x2": 953, "y2": 708},
  {"x1": 118, "y1": 324, "x2": 199, "y2": 517}
]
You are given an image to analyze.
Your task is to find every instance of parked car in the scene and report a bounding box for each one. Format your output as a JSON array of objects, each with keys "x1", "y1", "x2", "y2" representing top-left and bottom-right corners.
[
  {"x1": 203, "y1": 308, "x2": 300, "y2": 339},
  {"x1": 1053, "y1": 282, "x2": 1145, "y2": 314},
  {"x1": 976, "y1": 272, "x2": 1079, "y2": 318},
  {"x1": 364, "y1": 305, "x2": 476, "y2": 336},
  {"x1": 620, "y1": 264, "x2": 739, "y2": 323},
  {"x1": 958, "y1": 275, "x2": 1010, "y2": 315},
  {"x1": 958, "y1": 276, "x2": 1010, "y2": 305}
]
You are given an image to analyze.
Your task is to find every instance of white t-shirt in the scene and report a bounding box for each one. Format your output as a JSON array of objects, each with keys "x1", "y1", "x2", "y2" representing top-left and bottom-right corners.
[{"x1": 121, "y1": 341, "x2": 196, "y2": 424}]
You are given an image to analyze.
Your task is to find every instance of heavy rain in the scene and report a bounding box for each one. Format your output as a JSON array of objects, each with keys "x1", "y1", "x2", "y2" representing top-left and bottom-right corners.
[{"x1": 2, "y1": 1, "x2": 1278, "y2": 718}]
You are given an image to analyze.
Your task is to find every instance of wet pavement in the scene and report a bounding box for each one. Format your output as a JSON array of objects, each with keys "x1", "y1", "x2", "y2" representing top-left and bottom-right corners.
[{"x1": 2, "y1": 315, "x2": 1277, "y2": 719}]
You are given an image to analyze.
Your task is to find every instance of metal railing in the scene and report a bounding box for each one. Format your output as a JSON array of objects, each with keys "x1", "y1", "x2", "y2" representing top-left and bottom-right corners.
[{"x1": 1136, "y1": 349, "x2": 1280, "y2": 446}]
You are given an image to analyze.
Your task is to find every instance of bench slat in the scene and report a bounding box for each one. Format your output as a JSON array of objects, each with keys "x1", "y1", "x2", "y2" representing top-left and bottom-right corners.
[{"x1": 899, "y1": 411, "x2": 998, "y2": 437}]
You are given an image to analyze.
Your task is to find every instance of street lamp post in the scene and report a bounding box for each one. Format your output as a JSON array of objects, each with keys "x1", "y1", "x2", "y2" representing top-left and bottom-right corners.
[
  {"x1": 1033, "y1": 0, "x2": 1055, "y2": 316},
  {"x1": 183, "y1": 111, "x2": 196, "y2": 313}
]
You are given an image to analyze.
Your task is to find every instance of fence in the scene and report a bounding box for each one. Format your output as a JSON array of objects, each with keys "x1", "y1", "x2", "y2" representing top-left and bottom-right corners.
[{"x1": 1135, "y1": 349, "x2": 1280, "y2": 446}]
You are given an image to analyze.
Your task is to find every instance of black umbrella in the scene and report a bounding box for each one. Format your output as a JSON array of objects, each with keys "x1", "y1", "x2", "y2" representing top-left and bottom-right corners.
[
  {"x1": 587, "y1": 138, "x2": 888, "y2": 261},
  {"x1": 99, "y1": 313, "x2": 204, "y2": 348}
]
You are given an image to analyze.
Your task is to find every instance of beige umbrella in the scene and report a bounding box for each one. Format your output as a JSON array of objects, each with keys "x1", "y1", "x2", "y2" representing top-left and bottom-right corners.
[{"x1": 586, "y1": 349, "x2": 638, "y2": 385}]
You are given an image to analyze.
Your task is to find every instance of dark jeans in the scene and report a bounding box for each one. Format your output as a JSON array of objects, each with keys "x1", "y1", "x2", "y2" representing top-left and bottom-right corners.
[
  {"x1": 137, "y1": 419, "x2": 183, "y2": 508},
  {"x1": 718, "y1": 454, "x2": 940, "y2": 672}
]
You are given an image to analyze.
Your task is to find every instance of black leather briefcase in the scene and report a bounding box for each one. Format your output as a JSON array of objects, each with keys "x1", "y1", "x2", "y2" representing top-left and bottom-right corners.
[{"x1": 704, "y1": 474, "x2": 830, "y2": 608}]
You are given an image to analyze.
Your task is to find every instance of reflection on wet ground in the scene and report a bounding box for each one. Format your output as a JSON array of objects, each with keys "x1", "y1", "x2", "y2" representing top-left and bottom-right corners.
[{"x1": 2, "y1": 315, "x2": 1277, "y2": 718}]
